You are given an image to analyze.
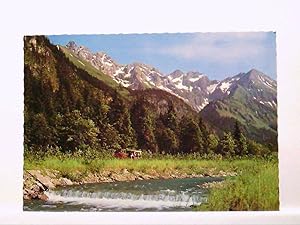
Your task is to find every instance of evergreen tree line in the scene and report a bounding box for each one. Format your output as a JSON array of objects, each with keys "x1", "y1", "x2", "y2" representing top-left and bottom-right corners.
[{"x1": 25, "y1": 93, "x2": 271, "y2": 158}]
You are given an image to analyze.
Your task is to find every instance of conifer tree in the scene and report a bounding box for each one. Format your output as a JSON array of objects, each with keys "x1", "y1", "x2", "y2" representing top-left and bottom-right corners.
[
  {"x1": 155, "y1": 119, "x2": 179, "y2": 154},
  {"x1": 198, "y1": 117, "x2": 210, "y2": 153},
  {"x1": 239, "y1": 133, "x2": 248, "y2": 156},
  {"x1": 161, "y1": 104, "x2": 178, "y2": 132},
  {"x1": 207, "y1": 133, "x2": 219, "y2": 154},
  {"x1": 233, "y1": 121, "x2": 248, "y2": 156},
  {"x1": 219, "y1": 132, "x2": 236, "y2": 157},
  {"x1": 180, "y1": 117, "x2": 204, "y2": 154},
  {"x1": 233, "y1": 120, "x2": 242, "y2": 142},
  {"x1": 131, "y1": 98, "x2": 158, "y2": 152},
  {"x1": 29, "y1": 113, "x2": 55, "y2": 147},
  {"x1": 108, "y1": 94, "x2": 136, "y2": 148}
]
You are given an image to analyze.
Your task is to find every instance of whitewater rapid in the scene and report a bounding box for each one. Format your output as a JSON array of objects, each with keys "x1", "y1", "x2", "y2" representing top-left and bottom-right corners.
[{"x1": 45, "y1": 189, "x2": 206, "y2": 210}]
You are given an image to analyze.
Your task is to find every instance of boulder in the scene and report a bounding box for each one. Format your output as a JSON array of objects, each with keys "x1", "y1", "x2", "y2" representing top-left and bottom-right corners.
[
  {"x1": 109, "y1": 172, "x2": 128, "y2": 182},
  {"x1": 59, "y1": 177, "x2": 73, "y2": 186},
  {"x1": 27, "y1": 189, "x2": 38, "y2": 199},
  {"x1": 27, "y1": 170, "x2": 55, "y2": 189},
  {"x1": 38, "y1": 193, "x2": 49, "y2": 201},
  {"x1": 23, "y1": 194, "x2": 31, "y2": 200}
]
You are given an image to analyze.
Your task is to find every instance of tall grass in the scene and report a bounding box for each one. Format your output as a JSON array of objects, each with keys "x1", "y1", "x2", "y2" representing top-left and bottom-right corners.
[
  {"x1": 25, "y1": 157, "x2": 233, "y2": 175},
  {"x1": 197, "y1": 159, "x2": 279, "y2": 211},
  {"x1": 24, "y1": 155, "x2": 275, "y2": 181}
]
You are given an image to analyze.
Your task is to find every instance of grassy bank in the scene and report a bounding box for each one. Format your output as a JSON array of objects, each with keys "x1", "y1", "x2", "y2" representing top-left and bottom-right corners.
[
  {"x1": 25, "y1": 157, "x2": 237, "y2": 177},
  {"x1": 24, "y1": 155, "x2": 278, "y2": 210},
  {"x1": 197, "y1": 159, "x2": 279, "y2": 211}
]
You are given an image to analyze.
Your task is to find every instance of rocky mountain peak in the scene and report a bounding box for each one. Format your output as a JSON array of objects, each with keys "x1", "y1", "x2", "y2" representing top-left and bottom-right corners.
[
  {"x1": 237, "y1": 69, "x2": 276, "y2": 91},
  {"x1": 66, "y1": 41, "x2": 77, "y2": 50},
  {"x1": 184, "y1": 71, "x2": 207, "y2": 83},
  {"x1": 169, "y1": 69, "x2": 184, "y2": 78},
  {"x1": 248, "y1": 68, "x2": 261, "y2": 75},
  {"x1": 245, "y1": 68, "x2": 264, "y2": 80},
  {"x1": 186, "y1": 71, "x2": 203, "y2": 77}
]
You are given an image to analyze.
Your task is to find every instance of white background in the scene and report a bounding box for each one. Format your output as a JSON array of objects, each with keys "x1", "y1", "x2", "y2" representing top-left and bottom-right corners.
[{"x1": 0, "y1": 0, "x2": 300, "y2": 224}]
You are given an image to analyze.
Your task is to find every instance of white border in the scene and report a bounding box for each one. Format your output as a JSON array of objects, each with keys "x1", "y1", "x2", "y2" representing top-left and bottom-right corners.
[{"x1": 1, "y1": 0, "x2": 300, "y2": 224}]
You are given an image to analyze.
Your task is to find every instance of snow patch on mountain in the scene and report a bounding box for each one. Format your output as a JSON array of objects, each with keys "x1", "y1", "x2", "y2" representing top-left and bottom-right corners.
[
  {"x1": 157, "y1": 84, "x2": 174, "y2": 94},
  {"x1": 117, "y1": 79, "x2": 130, "y2": 87},
  {"x1": 198, "y1": 98, "x2": 209, "y2": 111},
  {"x1": 170, "y1": 75, "x2": 189, "y2": 91},
  {"x1": 189, "y1": 76, "x2": 202, "y2": 82},
  {"x1": 219, "y1": 81, "x2": 232, "y2": 93},
  {"x1": 113, "y1": 67, "x2": 124, "y2": 76},
  {"x1": 175, "y1": 82, "x2": 189, "y2": 91},
  {"x1": 258, "y1": 100, "x2": 276, "y2": 108},
  {"x1": 264, "y1": 80, "x2": 275, "y2": 89},
  {"x1": 145, "y1": 75, "x2": 156, "y2": 87},
  {"x1": 218, "y1": 76, "x2": 241, "y2": 94},
  {"x1": 207, "y1": 83, "x2": 219, "y2": 94},
  {"x1": 171, "y1": 75, "x2": 183, "y2": 84}
]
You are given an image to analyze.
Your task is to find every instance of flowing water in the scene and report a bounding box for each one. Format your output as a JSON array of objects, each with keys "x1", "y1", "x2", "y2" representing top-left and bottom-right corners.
[{"x1": 24, "y1": 177, "x2": 222, "y2": 212}]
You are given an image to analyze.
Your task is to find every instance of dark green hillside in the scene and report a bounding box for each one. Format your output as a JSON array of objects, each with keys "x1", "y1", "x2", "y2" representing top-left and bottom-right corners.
[
  {"x1": 201, "y1": 84, "x2": 277, "y2": 149},
  {"x1": 24, "y1": 36, "x2": 210, "y2": 155},
  {"x1": 131, "y1": 89, "x2": 196, "y2": 118},
  {"x1": 24, "y1": 36, "x2": 136, "y2": 152}
]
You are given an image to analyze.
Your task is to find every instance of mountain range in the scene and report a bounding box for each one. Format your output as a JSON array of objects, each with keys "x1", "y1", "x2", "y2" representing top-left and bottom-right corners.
[
  {"x1": 63, "y1": 41, "x2": 277, "y2": 143},
  {"x1": 64, "y1": 41, "x2": 277, "y2": 112}
]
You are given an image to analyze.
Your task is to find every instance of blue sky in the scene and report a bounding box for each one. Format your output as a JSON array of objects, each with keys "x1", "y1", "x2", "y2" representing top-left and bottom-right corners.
[{"x1": 48, "y1": 32, "x2": 276, "y2": 80}]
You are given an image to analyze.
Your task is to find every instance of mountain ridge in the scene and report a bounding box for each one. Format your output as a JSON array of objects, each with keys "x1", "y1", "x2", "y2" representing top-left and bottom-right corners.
[{"x1": 63, "y1": 40, "x2": 277, "y2": 113}]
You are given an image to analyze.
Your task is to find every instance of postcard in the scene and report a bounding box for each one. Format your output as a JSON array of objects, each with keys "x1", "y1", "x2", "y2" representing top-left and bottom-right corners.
[{"x1": 23, "y1": 32, "x2": 278, "y2": 212}]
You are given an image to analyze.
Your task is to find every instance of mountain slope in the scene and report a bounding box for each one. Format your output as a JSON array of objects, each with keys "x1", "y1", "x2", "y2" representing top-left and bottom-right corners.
[
  {"x1": 60, "y1": 45, "x2": 130, "y2": 97},
  {"x1": 201, "y1": 69, "x2": 277, "y2": 146}
]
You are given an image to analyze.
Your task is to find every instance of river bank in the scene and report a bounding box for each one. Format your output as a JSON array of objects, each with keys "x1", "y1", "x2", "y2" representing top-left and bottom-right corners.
[
  {"x1": 197, "y1": 160, "x2": 279, "y2": 211},
  {"x1": 23, "y1": 157, "x2": 279, "y2": 211},
  {"x1": 23, "y1": 167, "x2": 236, "y2": 200}
]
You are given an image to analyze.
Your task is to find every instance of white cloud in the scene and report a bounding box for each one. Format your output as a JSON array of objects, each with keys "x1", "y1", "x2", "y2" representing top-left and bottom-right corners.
[{"x1": 155, "y1": 32, "x2": 270, "y2": 64}]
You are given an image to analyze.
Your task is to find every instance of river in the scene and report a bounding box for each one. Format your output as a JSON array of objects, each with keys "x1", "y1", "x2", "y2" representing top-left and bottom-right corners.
[{"x1": 24, "y1": 177, "x2": 223, "y2": 212}]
